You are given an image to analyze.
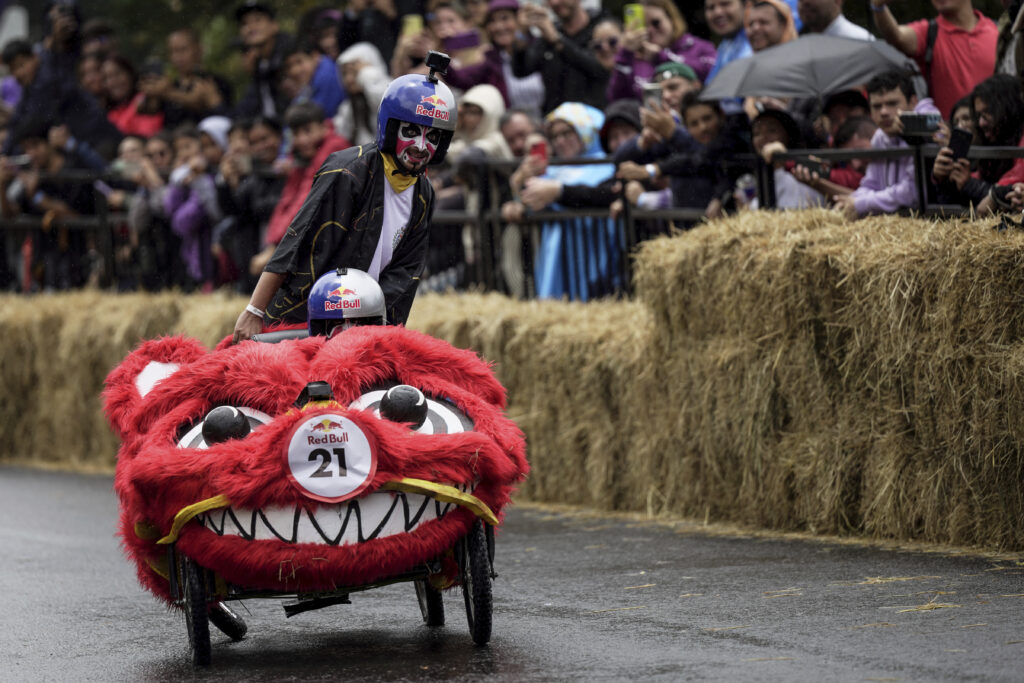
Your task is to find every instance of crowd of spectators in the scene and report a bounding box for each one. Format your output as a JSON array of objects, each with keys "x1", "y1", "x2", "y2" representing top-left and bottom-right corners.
[{"x1": 1, "y1": 0, "x2": 1023, "y2": 298}]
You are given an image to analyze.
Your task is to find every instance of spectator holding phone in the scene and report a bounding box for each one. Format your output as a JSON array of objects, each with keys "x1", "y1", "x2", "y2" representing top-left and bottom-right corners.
[
  {"x1": 606, "y1": 0, "x2": 716, "y2": 103},
  {"x1": 511, "y1": 0, "x2": 609, "y2": 115},
  {"x1": 942, "y1": 75, "x2": 1024, "y2": 215},
  {"x1": 140, "y1": 28, "x2": 233, "y2": 128},
  {"x1": 444, "y1": 0, "x2": 546, "y2": 117},
  {"x1": 0, "y1": 119, "x2": 97, "y2": 291},
  {"x1": 832, "y1": 70, "x2": 940, "y2": 219},
  {"x1": 1, "y1": 39, "x2": 121, "y2": 158},
  {"x1": 792, "y1": 115, "x2": 877, "y2": 196},
  {"x1": 870, "y1": 0, "x2": 997, "y2": 119},
  {"x1": 102, "y1": 55, "x2": 165, "y2": 138},
  {"x1": 234, "y1": 1, "x2": 295, "y2": 119}
]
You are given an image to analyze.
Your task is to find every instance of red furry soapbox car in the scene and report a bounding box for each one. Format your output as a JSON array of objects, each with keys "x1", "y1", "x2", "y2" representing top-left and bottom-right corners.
[{"x1": 103, "y1": 325, "x2": 528, "y2": 665}]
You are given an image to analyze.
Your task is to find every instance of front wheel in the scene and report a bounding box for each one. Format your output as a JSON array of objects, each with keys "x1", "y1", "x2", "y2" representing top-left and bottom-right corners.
[
  {"x1": 182, "y1": 558, "x2": 212, "y2": 666},
  {"x1": 415, "y1": 578, "x2": 445, "y2": 626},
  {"x1": 461, "y1": 520, "x2": 493, "y2": 645}
]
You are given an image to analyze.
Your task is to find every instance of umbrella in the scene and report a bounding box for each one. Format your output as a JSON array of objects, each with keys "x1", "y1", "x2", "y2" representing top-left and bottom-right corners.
[{"x1": 700, "y1": 35, "x2": 920, "y2": 101}]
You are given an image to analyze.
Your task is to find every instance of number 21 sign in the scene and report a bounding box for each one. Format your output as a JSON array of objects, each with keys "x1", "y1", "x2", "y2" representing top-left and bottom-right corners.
[{"x1": 284, "y1": 412, "x2": 377, "y2": 502}]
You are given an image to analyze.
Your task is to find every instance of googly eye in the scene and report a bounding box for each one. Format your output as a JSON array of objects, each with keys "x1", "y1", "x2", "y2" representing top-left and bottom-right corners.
[
  {"x1": 177, "y1": 406, "x2": 272, "y2": 449},
  {"x1": 350, "y1": 385, "x2": 473, "y2": 434}
]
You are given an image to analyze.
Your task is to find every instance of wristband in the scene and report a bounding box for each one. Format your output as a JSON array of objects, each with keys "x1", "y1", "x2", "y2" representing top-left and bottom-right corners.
[
  {"x1": 245, "y1": 304, "x2": 265, "y2": 319},
  {"x1": 645, "y1": 164, "x2": 658, "y2": 179}
]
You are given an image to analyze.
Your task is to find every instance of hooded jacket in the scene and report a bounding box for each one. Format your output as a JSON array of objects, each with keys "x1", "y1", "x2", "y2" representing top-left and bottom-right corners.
[
  {"x1": 333, "y1": 43, "x2": 390, "y2": 146},
  {"x1": 447, "y1": 84, "x2": 512, "y2": 161}
]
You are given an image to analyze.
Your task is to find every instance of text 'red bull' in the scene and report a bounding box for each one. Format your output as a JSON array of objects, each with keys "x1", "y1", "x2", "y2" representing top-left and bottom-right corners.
[{"x1": 416, "y1": 94, "x2": 450, "y2": 122}]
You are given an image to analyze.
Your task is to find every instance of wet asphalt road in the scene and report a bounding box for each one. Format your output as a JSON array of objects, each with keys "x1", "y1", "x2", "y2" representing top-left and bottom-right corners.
[{"x1": 2, "y1": 466, "x2": 1023, "y2": 682}]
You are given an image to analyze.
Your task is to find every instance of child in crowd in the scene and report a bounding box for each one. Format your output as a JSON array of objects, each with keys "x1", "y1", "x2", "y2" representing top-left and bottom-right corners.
[
  {"x1": 283, "y1": 40, "x2": 346, "y2": 118},
  {"x1": 833, "y1": 69, "x2": 940, "y2": 219}
]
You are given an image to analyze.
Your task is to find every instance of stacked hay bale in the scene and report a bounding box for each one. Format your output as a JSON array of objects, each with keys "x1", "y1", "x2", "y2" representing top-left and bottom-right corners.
[
  {"x1": 633, "y1": 209, "x2": 1024, "y2": 548},
  {"x1": 0, "y1": 292, "x2": 239, "y2": 470},
  {"x1": 410, "y1": 293, "x2": 652, "y2": 508}
]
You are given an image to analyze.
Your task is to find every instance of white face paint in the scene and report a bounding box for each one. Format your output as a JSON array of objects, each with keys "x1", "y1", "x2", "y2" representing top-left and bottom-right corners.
[{"x1": 395, "y1": 122, "x2": 443, "y2": 173}]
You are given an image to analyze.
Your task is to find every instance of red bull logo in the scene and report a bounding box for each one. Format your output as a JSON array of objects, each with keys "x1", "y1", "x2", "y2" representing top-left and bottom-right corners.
[
  {"x1": 327, "y1": 286, "x2": 357, "y2": 299},
  {"x1": 415, "y1": 94, "x2": 451, "y2": 122},
  {"x1": 311, "y1": 418, "x2": 343, "y2": 432}
]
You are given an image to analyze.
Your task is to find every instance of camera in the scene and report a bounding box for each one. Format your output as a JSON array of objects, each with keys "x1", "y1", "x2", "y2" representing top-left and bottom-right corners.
[
  {"x1": 899, "y1": 112, "x2": 942, "y2": 137},
  {"x1": 425, "y1": 51, "x2": 451, "y2": 80}
]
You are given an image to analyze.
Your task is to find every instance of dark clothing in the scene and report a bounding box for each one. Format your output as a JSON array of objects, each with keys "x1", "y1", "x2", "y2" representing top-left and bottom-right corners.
[
  {"x1": 559, "y1": 179, "x2": 617, "y2": 208},
  {"x1": 337, "y1": 9, "x2": 400, "y2": 66},
  {"x1": 265, "y1": 143, "x2": 435, "y2": 326},
  {"x1": 615, "y1": 115, "x2": 751, "y2": 209},
  {"x1": 235, "y1": 33, "x2": 295, "y2": 119},
  {"x1": 162, "y1": 72, "x2": 235, "y2": 128},
  {"x1": 511, "y1": 11, "x2": 609, "y2": 115},
  {"x1": 3, "y1": 51, "x2": 121, "y2": 156}
]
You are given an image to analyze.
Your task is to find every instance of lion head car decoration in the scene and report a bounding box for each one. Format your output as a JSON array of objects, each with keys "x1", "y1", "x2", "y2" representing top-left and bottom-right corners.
[{"x1": 104, "y1": 325, "x2": 528, "y2": 662}]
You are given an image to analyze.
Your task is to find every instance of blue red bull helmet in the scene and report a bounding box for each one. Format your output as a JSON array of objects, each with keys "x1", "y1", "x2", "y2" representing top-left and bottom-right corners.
[
  {"x1": 376, "y1": 58, "x2": 457, "y2": 167},
  {"x1": 308, "y1": 268, "x2": 387, "y2": 337}
]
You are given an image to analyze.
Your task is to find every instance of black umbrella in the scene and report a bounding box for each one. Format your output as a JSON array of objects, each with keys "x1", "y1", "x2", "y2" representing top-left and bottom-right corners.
[{"x1": 700, "y1": 35, "x2": 920, "y2": 100}]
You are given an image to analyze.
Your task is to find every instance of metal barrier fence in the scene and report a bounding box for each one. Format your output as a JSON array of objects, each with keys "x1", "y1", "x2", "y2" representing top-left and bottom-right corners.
[{"x1": 4, "y1": 145, "x2": 1024, "y2": 295}]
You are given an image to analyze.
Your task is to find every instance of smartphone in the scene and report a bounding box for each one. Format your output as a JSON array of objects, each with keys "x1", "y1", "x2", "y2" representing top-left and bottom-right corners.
[
  {"x1": 443, "y1": 30, "x2": 481, "y2": 52},
  {"x1": 401, "y1": 14, "x2": 423, "y2": 37},
  {"x1": 798, "y1": 155, "x2": 827, "y2": 178},
  {"x1": 624, "y1": 3, "x2": 645, "y2": 32},
  {"x1": 948, "y1": 126, "x2": 972, "y2": 160},
  {"x1": 899, "y1": 112, "x2": 942, "y2": 136},
  {"x1": 529, "y1": 140, "x2": 548, "y2": 163},
  {"x1": 642, "y1": 82, "x2": 662, "y2": 109}
]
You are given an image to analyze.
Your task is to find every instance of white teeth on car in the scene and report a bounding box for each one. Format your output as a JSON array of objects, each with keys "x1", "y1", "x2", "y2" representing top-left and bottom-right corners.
[{"x1": 195, "y1": 491, "x2": 464, "y2": 546}]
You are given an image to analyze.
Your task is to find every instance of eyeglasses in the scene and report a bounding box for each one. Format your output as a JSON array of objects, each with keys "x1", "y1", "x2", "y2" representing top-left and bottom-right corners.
[{"x1": 589, "y1": 36, "x2": 619, "y2": 51}]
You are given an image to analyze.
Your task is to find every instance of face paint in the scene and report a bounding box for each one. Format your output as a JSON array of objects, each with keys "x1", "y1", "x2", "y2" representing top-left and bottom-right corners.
[{"x1": 395, "y1": 122, "x2": 442, "y2": 173}]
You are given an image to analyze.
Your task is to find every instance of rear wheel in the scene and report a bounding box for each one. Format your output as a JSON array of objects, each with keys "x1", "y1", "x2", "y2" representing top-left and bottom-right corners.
[
  {"x1": 182, "y1": 558, "x2": 211, "y2": 666},
  {"x1": 461, "y1": 520, "x2": 493, "y2": 645},
  {"x1": 415, "y1": 578, "x2": 445, "y2": 626}
]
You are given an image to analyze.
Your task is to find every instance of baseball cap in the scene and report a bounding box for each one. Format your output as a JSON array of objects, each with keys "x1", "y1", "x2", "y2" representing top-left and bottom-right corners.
[
  {"x1": 652, "y1": 62, "x2": 698, "y2": 84},
  {"x1": 235, "y1": 0, "x2": 275, "y2": 22}
]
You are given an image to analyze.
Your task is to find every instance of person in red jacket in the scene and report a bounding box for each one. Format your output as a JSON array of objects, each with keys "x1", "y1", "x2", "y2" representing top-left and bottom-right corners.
[{"x1": 249, "y1": 101, "x2": 350, "y2": 274}]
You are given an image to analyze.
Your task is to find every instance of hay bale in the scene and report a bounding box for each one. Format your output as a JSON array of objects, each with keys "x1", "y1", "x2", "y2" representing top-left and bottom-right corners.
[
  {"x1": 172, "y1": 291, "x2": 245, "y2": 348},
  {"x1": 411, "y1": 292, "x2": 653, "y2": 507},
  {"x1": 30, "y1": 292, "x2": 183, "y2": 469}
]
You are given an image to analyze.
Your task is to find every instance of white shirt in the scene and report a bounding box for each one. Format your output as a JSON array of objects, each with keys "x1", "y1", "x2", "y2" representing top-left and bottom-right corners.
[
  {"x1": 824, "y1": 15, "x2": 875, "y2": 41},
  {"x1": 368, "y1": 180, "x2": 415, "y2": 280}
]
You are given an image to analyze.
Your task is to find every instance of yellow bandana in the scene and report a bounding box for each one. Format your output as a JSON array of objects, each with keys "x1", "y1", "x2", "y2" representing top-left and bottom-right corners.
[{"x1": 380, "y1": 153, "x2": 418, "y2": 192}]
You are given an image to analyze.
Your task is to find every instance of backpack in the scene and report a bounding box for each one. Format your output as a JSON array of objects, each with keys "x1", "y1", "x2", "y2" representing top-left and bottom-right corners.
[{"x1": 924, "y1": 18, "x2": 939, "y2": 84}]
